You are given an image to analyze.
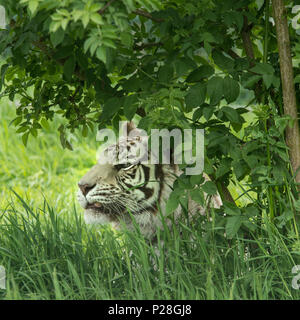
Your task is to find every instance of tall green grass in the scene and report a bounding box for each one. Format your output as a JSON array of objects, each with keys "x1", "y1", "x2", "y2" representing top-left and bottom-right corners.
[
  {"x1": 1, "y1": 194, "x2": 299, "y2": 299},
  {"x1": 0, "y1": 100, "x2": 300, "y2": 299}
]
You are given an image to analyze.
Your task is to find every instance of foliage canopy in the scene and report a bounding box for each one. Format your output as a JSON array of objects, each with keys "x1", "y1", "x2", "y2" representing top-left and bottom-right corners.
[{"x1": 1, "y1": 0, "x2": 300, "y2": 236}]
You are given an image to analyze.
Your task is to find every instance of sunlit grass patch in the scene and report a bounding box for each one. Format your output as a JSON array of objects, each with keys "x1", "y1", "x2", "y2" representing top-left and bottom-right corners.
[{"x1": 0, "y1": 98, "x2": 97, "y2": 214}]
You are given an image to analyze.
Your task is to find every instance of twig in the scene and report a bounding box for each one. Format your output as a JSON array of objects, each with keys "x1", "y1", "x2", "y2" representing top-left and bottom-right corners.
[
  {"x1": 227, "y1": 49, "x2": 240, "y2": 60},
  {"x1": 133, "y1": 9, "x2": 164, "y2": 23},
  {"x1": 97, "y1": 1, "x2": 164, "y2": 23},
  {"x1": 134, "y1": 42, "x2": 162, "y2": 50},
  {"x1": 32, "y1": 41, "x2": 86, "y2": 80},
  {"x1": 98, "y1": 0, "x2": 118, "y2": 15}
]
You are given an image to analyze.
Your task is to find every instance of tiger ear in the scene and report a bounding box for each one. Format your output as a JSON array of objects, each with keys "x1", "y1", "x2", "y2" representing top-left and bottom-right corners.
[
  {"x1": 126, "y1": 121, "x2": 137, "y2": 135},
  {"x1": 120, "y1": 121, "x2": 148, "y2": 141},
  {"x1": 121, "y1": 121, "x2": 136, "y2": 136}
]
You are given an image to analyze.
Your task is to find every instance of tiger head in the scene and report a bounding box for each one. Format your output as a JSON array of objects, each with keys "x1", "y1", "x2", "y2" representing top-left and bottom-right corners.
[{"x1": 77, "y1": 122, "x2": 180, "y2": 238}]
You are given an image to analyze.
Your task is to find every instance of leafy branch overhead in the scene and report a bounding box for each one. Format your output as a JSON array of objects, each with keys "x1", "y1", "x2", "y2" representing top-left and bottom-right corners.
[{"x1": 0, "y1": 0, "x2": 300, "y2": 233}]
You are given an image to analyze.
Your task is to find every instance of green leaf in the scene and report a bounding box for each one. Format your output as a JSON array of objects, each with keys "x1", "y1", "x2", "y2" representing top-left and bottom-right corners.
[
  {"x1": 242, "y1": 220, "x2": 256, "y2": 232},
  {"x1": 185, "y1": 83, "x2": 206, "y2": 111},
  {"x1": 275, "y1": 115, "x2": 291, "y2": 135},
  {"x1": 90, "y1": 41, "x2": 99, "y2": 56},
  {"x1": 215, "y1": 158, "x2": 231, "y2": 179},
  {"x1": 50, "y1": 29, "x2": 65, "y2": 47},
  {"x1": 41, "y1": 118, "x2": 50, "y2": 131},
  {"x1": 244, "y1": 206, "x2": 259, "y2": 218},
  {"x1": 166, "y1": 191, "x2": 180, "y2": 214},
  {"x1": 9, "y1": 116, "x2": 23, "y2": 127},
  {"x1": 101, "y1": 97, "x2": 122, "y2": 120},
  {"x1": 186, "y1": 65, "x2": 214, "y2": 82},
  {"x1": 174, "y1": 58, "x2": 196, "y2": 77},
  {"x1": 84, "y1": 37, "x2": 94, "y2": 54},
  {"x1": 96, "y1": 46, "x2": 107, "y2": 64},
  {"x1": 65, "y1": 140, "x2": 73, "y2": 151},
  {"x1": 223, "y1": 76, "x2": 240, "y2": 103},
  {"x1": 90, "y1": 3, "x2": 103, "y2": 12},
  {"x1": 203, "y1": 106, "x2": 214, "y2": 120},
  {"x1": 223, "y1": 11, "x2": 243, "y2": 31},
  {"x1": 101, "y1": 39, "x2": 116, "y2": 49},
  {"x1": 124, "y1": 95, "x2": 138, "y2": 121},
  {"x1": 82, "y1": 124, "x2": 88, "y2": 137},
  {"x1": 90, "y1": 13, "x2": 103, "y2": 25},
  {"x1": 212, "y1": 50, "x2": 234, "y2": 71},
  {"x1": 54, "y1": 46, "x2": 73, "y2": 59},
  {"x1": 63, "y1": 55, "x2": 75, "y2": 81},
  {"x1": 120, "y1": 32, "x2": 133, "y2": 48},
  {"x1": 0, "y1": 64, "x2": 9, "y2": 92},
  {"x1": 263, "y1": 74, "x2": 280, "y2": 89},
  {"x1": 123, "y1": 0, "x2": 136, "y2": 11},
  {"x1": 28, "y1": 0, "x2": 39, "y2": 15},
  {"x1": 243, "y1": 75, "x2": 261, "y2": 89},
  {"x1": 192, "y1": 107, "x2": 203, "y2": 121},
  {"x1": 158, "y1": 65, "x2": 174, "y2": 83},
  {"x1": 250, "y1": 63, "x2": 274, "y2": 75},
  {"x1": 232, "y1": 160, "x2": 248, "y2": 180},
  {"x1": 177, "y1": 176, "x2": 193, "y2": 190},
  {"x1": 61, "y1": 19, "x2": 69, "y2": 31},
  {"x1": 294, "y1": 199, "x2": 300, "y2": 211},
  {"x1": 16, "y1": 126, "x2": 28, "y2": 133},
  {"x1": 30, "y1": 128, "x2": 38, "y2": 138},
  {"x1": 202, "y1": 181, "x2": 217, "y2": 195},
  {"x1": 81, "y1": 12, "x2": 90, "y2": 28},
  {"x1": 224, "y1": 202, "x2": 241, "y2": 216},
  {"x1": 190, "y1": 189, "x2": 205, "y2": 205},
  {"x1": 221, "y1": 106, "x2": 241, "y2": 124},
  {"x1": 59, "y1": 126, "x2": 68, "y2": 149},
  {"x1": 72, "y1": 10, "x2": 83, "y2": 22},
  {"x1": 22, "y1": 131, "x2": 29, "y2": 146},
  {"x1": 294, "y1": 74, "x2": 300, "y2": 84},
  {"x1": 262, "y1": 74, "x2": 273, "y2": 89},
  {"x1": 275, "y1": 210, "x2": 294, "y2": 228},
  {"x1": 190, "y1": 174, "x2": 205, "y2": 186},
  {"x1": 207, "y1": 77, "x2": 223, "y2": 106},
  {"x1": 226, "y1": 216, "x2": 243, "y2": 239}
]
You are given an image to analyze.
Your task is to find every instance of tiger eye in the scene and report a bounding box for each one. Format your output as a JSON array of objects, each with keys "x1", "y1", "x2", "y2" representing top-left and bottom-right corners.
[{"x1": 114, "y1": 164, "x2": 131, "y2": 171}]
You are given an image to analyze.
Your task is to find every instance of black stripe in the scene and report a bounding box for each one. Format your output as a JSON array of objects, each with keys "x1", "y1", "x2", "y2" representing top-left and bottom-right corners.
[
  {"x1": 141, "y1": 165, "x2": 150, "y2": 181},
  {"x1": 155, "y1": 164, "x2": 164, "y2": 204}
]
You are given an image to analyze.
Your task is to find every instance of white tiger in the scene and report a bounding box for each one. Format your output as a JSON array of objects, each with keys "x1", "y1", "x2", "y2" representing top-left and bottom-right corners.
[{"x1": 77, "y1": 122, "x2": 222, "y2": 239}]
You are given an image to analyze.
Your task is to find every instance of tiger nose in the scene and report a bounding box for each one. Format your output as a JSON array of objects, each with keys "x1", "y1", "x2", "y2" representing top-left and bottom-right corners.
[{"x1": 78, "y1": 183, "x2": 96, "y2": 196}]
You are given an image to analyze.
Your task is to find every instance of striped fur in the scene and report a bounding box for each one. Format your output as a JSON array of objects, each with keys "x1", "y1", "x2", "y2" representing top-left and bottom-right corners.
[{"x1": 77, "y1": 123, "x2": 222, "y2": 239}]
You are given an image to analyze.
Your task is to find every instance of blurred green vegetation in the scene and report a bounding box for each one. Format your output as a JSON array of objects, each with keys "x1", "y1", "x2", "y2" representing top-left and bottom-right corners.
[{"x1": 0, "y1": 98, "x2": 98, "y2": 214}]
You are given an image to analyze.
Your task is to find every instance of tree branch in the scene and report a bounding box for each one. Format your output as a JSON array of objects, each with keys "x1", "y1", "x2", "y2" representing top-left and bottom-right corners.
[
  {"x1": 97, "y1": 0, "x2": 164, "y2": 23},
  {"x1": 134, "y1": 41, "x2": 162, "y2": 50},
  {"x1": 133, "y1": 9, "x2": 164, "y2": 22},
  {"x1": 220, "y1": 181, "x2": 235, "y2": 203},
  {"x1": 241, "y1": 15, "x2": 255, "y2": 67},
  {"x1": 32, "y1": 41, "x2": 86, "y2": 80},
  {"x1": 31, "y1": 42, "x2": 149, "y2": 118},
  {"x1": 208, "y1": 174, "x2": 235, "y2": 204},
  {"x1": 227, "y1": 49, "x2": 241, "y2": 60},
  {"x1": 272, "y1": 0, "x2": 300, "y2": 192},
  {"x1": 98, "y1": 0, "x2": 118, "y2": 15}
]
